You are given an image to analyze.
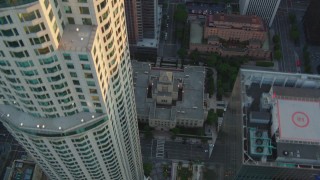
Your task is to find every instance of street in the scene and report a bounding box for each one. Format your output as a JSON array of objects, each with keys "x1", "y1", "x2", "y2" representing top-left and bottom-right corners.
[
  {"x1": 140, "y1": 138, "x2": 210, "y2": 162},
  {"x1": 274, "y1": 0, "x2": 299, "y2": 73},
  {"x1": 274, "y1": 0, "x2": 316, "y2": 73},
  {"x1": 158, "y1": 2, "x2": 179, "y2": 58}
]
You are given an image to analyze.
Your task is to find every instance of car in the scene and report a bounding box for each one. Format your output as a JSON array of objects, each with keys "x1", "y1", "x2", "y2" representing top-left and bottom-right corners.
[{"x1": 166, "y1": 24, "x2": 168, "y2": 28}]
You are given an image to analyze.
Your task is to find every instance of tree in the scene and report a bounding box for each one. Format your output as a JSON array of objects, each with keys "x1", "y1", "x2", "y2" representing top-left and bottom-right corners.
[
  {"x1": 208, "y1": 76, "x2": 215, "y2": 97},
  {"x1": 289, "y1": 13, "x2": 297, "y2": 24},
  {"x1": 178, "y1": 48, "x2": 187, "y2": 60},
  {"x1": 274, "y1": 49, "x2": 282, "y2": 60},
  {"x1": 218, "y1": 63, "x2": 231, "y2": 75},
  {"x1": 290, "y1": 26, "x2": 300, "y2": 43},
  {"x1": 174, "y1": 4, "x2": 188, "y2": 24},
  {"x1": 189, "y1": 49, "x2": 200, "y2": 64},
  {"x1": 143, "y1": 163, "x2": 153, "y2": 177},
  {"x1": 207, "y1": 53, "x2": 218, "y2": 67},
  {"x1": 171, "y1": 127, "x2": 180, "y2": 135},
  {"x1": 272, "y1": 34, "x2": 280, "y2": 44},
  {"x1": 207, "y1": 109, "x2": 218, "y2": 126}
]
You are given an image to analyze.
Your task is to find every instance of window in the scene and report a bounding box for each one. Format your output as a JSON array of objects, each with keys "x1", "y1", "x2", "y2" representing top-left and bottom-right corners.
[
  {"x1": 4, "y1": 40, "x2": 22, "y2": 48},
  {"x1": 78, "y1": 54, "x2": 88, "y2": 61},
  {"x1": 84, "y1": 73, "x2": 93, "y2": 79},
  {"x1": 30, "y1": 34, "x2": 50, "y2": 45},
  {"x1": 54, "y1": 0, "x2": 58, "y2": 7},
  {"x1": 70, "y1": 72, "x2": 77, "y2": 77},
  {"x1": 44, "y1": 65, "x2": 61, "y2": 74},
  {"x1": 39, "y1": 55, "x2": 58, "y2": 65},
  {"x1": 81, "y1": 64, "x2": 91, "y2": 70},
  {"x1": 0, "y1": 16, "x2": 8, "y2": 25},
  {"x1": 0, "y1": 60, "x2": 10, "y2": 66},
  {"x1": 49, "y1": 10, "x2": 54, "y2": 21},
  {"x1": 19, "y1": 10, "x2": 40, "y2": 22},
  {"x1": 79, "y1": 7, "x2": 90, "y2": 14},
  {"x1": 67, "y1": 63, "x2": 74, "y2": 69},
  {"x1": 63, "y1": 53, "x2": 71, "y2": 60},
  {"x1": 91, "y1": 96, "x2": 99, "y2": 101},
  {"x1": 35, "y1": 46, "x2": 51, "y2": 55},
  {"x1": 78, "y1": 95, "x2": 85, "y2": 99},
  {"x1": 44, "y1": 0, "x2": 49, "y2": 9},
  {"x1": 76, "y1": 88, "x2": 82, "y2": 93},
  {"x1": 47, "y1": 74, "x2": 64, "y2": 82},
  {"x1": 78, "y1": 0, "x2": 87, "y2": 2},
  {"x1": 73, "y1": 80, "x2": 80, "y2": 85},
  {"x1": 64, "y1": 6, "x2": 72, "y2": 14},
  {"x1": 87, "y1": 81, "x2": 95, "y2": 87},
  {"x1": 16, "y1": 60, "x2": 34, "y2": 68},
  {"x1": 81, "y1": 102, "x2": 87, "y2": 106},
  {"x1": 1, "y1": 29, "x2": 14, "y2": 36},
  {"x1": 24, "y1": 23, "x2": 45, "y2": 34},
  {"x1": 93, "y1": 103, "x2": 101, "y2": 107},
  {"x1": 82, "y1": 18, "x2": 92, "y2": 25},
  {"x1": 10, "y1": 51, "x2": 29, "y2": 58},
  {"x1": 89, "y1": 89, "x2": 97, "y2": 94},
  {"x1": 21, "y1": 70, "x2": 38, "y2": 76},
  {"x1": 58, "y1": 10, "x2": 62, "y2": 19},
  {"x1": 67, "y1": 17, "x2": 75, "y2": 24}
]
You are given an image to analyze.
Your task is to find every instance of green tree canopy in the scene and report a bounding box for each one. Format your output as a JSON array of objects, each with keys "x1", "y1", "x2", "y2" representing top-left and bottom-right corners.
[
  {"x1": 207, "y1": 109, "x2": 218, "y2": 125},
  {"x1": 171, "y1": 127, "x2": 180, "y2": 135},
  {"x1": 207, "y1": 53, "x2": 218, "y2": 67},
  {"x1": 178, "y1": 48, "x2": 188, "y2": 60},
  {"x1": 289, "y1": 13, "x2": 297, "y2": 24},
  {"x1": 143, "y1": 163, "x2": 153, "y2": 177},
  {"x1": 274, "y1": 49, "x2": 282, "y2": 60},
  {"x1": 273, "y1": 34, "x2": 280, "y2": 44},
  {"x1": 174, "y1": 4, "x2": 188, "y2": 23}
]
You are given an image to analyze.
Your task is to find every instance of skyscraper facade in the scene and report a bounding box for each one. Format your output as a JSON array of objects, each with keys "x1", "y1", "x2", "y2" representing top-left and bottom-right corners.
[
  {"x1": 0, "y1": 0, "x2": 143, "y2": 180},
  {"x1": 124, "y1": 0, "x2": 160, "y2": 60},
  {"x1": 124, "y1": 0, "x2": 143, "y2": 44},
  {"x1": 239, "y1": 0, "x2": 281, "y2": 27}
]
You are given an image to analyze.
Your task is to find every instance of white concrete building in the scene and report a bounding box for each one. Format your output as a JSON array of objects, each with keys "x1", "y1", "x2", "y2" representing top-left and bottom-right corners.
[
  {"x1": 239, "y1": 0, "x2": 281, "y2": 27},
  {"x1": 0, "y1": 0, "x2": 143, "y2": 180}
]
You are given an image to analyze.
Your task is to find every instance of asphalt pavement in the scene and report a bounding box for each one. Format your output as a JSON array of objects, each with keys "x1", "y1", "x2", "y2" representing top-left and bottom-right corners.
[{"x1": 158, "y1": 3, "x2": 179, "y2": 58}]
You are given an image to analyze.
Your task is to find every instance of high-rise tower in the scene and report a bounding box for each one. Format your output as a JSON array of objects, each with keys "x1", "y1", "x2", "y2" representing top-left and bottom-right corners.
[
  {"x1": 0, "y1": 0, "x2": 144, "y2": 180},
  {"x1": 124, "y1": 0, "x2": 160, "y2": 60},
  {"x1": 239, "y1": 0, "x2": 281, "y2": 27}
]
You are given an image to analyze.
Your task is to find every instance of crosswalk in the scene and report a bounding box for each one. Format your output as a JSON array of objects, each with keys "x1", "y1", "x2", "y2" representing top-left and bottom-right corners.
[{"x1": 155, "y1": 139, "x2": 165, "y2": 158}]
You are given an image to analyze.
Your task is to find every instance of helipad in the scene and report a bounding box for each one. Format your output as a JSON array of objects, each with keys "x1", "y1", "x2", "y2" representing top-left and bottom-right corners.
[{"x1": 276, "y1": 98, "x2": 320, "y2": 142}]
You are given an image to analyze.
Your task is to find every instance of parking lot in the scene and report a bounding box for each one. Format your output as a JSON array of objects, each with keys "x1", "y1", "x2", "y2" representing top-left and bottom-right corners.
[{"x1": 186, "y1": 2, "x2": 225, "y2": 15}]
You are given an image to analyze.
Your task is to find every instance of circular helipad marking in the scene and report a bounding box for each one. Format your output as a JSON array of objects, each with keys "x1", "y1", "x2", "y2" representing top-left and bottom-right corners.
[{"x1": 291, "y1": 111, "x2": 310, "y2": 128}]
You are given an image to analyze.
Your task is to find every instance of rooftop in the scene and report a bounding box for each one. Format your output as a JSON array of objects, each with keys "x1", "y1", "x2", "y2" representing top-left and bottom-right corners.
[
  {"x1": 0, "y1": 104, "x2": 106, "y2": 136},
  {"x1": 241, "y1": 69, "x2": 320, "y2": 166},
  {"x1": 207, "y1": 13, "x2": 265, "y2": 31},
  {"x1": 137, "y1": 38, "x2": 159, "y2": 48},
  {"x1": 272, "y1": 87, "x2": 320, "y2": 143},
  {"x1": 132, "y1": 61, "x2": 205, "y2": 121},
  {"x1": 58, "y1": 24, "x2": 96, "y2": 52}
]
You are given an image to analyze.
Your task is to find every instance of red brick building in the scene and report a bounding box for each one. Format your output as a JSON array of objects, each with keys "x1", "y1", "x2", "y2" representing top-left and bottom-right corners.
[{"x1": 190, "y1": 14, "x2": 271, "y2": 59}]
